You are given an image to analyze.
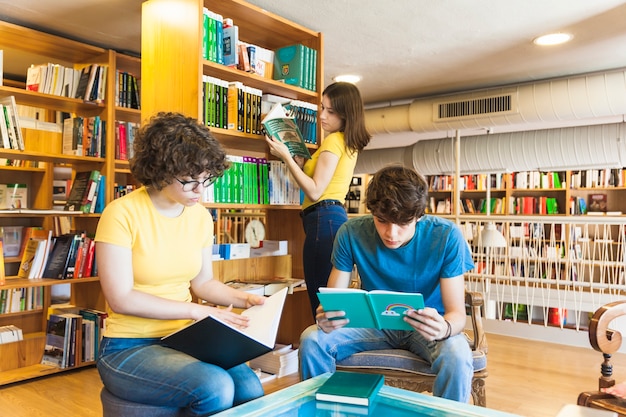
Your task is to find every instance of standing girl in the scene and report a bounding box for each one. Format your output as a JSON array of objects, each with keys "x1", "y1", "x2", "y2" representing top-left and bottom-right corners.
[{"x1": 266, "y1": 82, "x2": 371, "y2": 318}]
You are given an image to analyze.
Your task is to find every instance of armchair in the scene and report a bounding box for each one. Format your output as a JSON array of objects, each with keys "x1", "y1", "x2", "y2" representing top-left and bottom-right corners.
[{"x1": 335, "y1": 291, "x2": 488, "y2": 406}]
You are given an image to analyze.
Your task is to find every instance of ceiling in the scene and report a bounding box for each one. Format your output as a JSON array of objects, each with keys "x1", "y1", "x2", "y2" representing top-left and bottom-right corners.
[{"x1": 1, "y1": 0, "x2": 626, "y2": 149}]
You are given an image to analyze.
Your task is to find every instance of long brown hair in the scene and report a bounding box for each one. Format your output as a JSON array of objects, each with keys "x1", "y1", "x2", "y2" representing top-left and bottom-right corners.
[{"x1": 322, "y1": 82, "x2": 371, "y2": 154}]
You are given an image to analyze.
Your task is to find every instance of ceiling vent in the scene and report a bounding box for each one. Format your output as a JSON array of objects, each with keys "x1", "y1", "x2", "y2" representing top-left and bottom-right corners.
[
  {"x1": 434, "y1": 92, "x2": 517, "y2": 121},
  {"x1": 355, "y1": 122, "x2": 626, "y2": 175},
  {"x1": 365, "y1": 68, "x2": 626, "y2": 135}
]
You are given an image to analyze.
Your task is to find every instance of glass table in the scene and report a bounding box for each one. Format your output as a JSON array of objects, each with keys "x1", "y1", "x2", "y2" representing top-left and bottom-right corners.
[{"x1": 214, "y1": 373, "x2": 522, "y2": 417}]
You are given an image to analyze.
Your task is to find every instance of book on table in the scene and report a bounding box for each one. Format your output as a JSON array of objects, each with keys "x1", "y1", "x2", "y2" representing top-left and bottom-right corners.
[
  {"x1": 315, "y1": 371, "x2": 384, "y2": 407},
  {"x1": 317, "y1": 287, "x2": 425, "y2": 330},
  {"x1": 261, "y1": 102, "x2": 311, "y2": 159},
  {"x1": 162, "y1": 287, "x2": 288, "y2": 369}
]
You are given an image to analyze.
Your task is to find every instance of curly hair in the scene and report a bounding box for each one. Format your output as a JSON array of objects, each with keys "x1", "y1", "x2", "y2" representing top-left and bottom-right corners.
[
  {"x1": 322, "y1": 82, "x2": 371, "y2": 154},
  {"x1": 130, "y1": 112, "x2": 229, "y2": 190},
  {"x1": 365, "y1": 165, "x2": 429, "y2": 224}
]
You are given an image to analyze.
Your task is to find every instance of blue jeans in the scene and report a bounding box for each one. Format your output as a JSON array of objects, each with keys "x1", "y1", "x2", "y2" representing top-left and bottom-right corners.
[
  {"x1": 97, "y1": 337, "x2": 264, "y2": 416},
  {"x1": 301, "y1": 203, "x2": 348, "y2": 318},
  {"x1": 299, "y1": 325, "x2": 474, "y2": 403}
]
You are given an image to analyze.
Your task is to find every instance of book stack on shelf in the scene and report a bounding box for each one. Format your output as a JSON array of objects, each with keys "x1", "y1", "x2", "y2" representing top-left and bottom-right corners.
[
  {"x1": 26, "y1": 63, "x2": 107, "y2": 102},
  {"x1": 273, "y1": 43, "x2": 317, "y2": 92},
  {"x1": 42, "y1": 232, "x2": 96, "y2": 280},
  {"x1": 0, "y1": 95, "x2": 25, "y2": 151},
  {"x1": 0, "y1": 286, "x2": 44, "y2": 313},
  {"x1": 64, "y1": 170, "x2": 105, "y2": 214},
  {"x1": 203, "y1": 9, "x2": 275, "y2": 80},
  {"x1": 114, "y1": 120, "x2": 138, "y2": 161},
  {"x1": 61, "y1": 115, "x2": 106, "y2": 157},
  {"x1": 204, "y1": 157, "x2": 301, "y2": 205},
  {"x1": 42, "y1": 306, "x2": 107, "y2": 368},
  {"x1": 115, "y1": 70, "x2": 141, "y2": 109},
  {"x1": 249, "y1": 343, "x2": 299, "y2": 378},
  {"x1": 0, "y1": 325, "x2": 23, "y2": 344}
]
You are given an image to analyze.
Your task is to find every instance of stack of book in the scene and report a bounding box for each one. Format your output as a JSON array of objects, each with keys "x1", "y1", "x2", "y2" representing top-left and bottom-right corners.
[
  {"x1": 42, "y1": 306, "x2": 107, "y2": 368},
  {"x1": 249, "y1": 343, "x2": 299, "y2": 378},
  {"x1": 0, "y1": 325, "x2": 23, "y2": 344}
]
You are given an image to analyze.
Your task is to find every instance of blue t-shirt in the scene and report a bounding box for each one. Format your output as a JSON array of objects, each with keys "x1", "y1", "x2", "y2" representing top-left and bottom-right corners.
[{"x1": 331, "y1": 215, "x2": 474, "y2": 313}]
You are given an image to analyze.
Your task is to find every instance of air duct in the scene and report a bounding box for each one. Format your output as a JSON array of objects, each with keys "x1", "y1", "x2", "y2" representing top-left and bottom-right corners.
[
  {"x1": 355, "y1": 122, "x2": 626, "y2": 175},
  {"x1": 365, "y1": 69, "x2": 626, "y2": 135}
]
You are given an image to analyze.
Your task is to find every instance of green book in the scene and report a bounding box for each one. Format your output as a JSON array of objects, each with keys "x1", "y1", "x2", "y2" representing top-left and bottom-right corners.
[
  {"x1": 317, "y1": 288, "x2": 425, "y2": 330},
  {"x1": 262, "y1": 103, "x2": 311, "y2": 159},
  {"x1": 315, "y1": 371, "x2": 384, "y2": 407}
]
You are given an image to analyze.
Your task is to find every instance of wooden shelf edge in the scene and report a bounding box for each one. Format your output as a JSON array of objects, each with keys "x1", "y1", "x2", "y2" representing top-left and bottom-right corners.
[
  {"x1": 1, "y1": 276, "x2": 99, "y2": 290},
  {"x1": 0, "y1": 362, "x2": 96, "y2": 386}
]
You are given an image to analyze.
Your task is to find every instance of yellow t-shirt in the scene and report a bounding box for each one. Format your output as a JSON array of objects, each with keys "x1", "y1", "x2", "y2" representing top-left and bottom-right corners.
[
  {"x1": 94, "y1": 187, "x2": 213, "y2": 338},
  {"x1": 302, "y1": 131, "x2": 358, "y2": 209}
]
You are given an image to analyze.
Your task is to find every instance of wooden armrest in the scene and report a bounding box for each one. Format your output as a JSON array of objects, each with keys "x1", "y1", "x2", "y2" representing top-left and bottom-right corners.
[
  {"x1": 589, "y1": 300, "x2": 626, "y2": 354},
  {"x1": 465, "y1": 291, "x2": 488, "y2": 354}
]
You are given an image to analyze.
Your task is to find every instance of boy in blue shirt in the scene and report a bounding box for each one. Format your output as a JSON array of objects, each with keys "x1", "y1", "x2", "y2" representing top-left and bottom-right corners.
[{"x1": 300, "y1": 165, "x2": 475, "y2": 402}]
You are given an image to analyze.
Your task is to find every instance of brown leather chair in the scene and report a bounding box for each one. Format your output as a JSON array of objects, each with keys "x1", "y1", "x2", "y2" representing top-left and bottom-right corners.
[
  {"x1": 577, "y1": 300, "x2": 626, "y2": 416},
  {"x1": 336, "y1": 291, "x2": 488, "y2": 406}
]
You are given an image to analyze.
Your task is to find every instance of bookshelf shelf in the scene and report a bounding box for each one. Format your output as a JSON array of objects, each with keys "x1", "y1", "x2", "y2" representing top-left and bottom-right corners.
[{"x1": 203, "y1": 60, "x2": 318, "y2": 102}]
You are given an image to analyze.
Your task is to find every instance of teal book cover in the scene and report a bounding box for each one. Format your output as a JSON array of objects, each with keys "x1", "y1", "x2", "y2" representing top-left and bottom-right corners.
[
  {"x1": 317, "y1": 288, "x2": 424, "y2": 330},
  {"x1": 315, "y1": 371, "x2": 384, "y2": 406},
  {"x1": 273, "y1": 44, "x2": 306, "y2": 88}
]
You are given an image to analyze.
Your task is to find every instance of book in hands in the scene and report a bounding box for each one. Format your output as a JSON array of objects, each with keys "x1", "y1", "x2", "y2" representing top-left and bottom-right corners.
[
  {"x1": 162, "y1": 287, "x2": 288, "y2": 369},
  {"x1": 315, "y1": 371, "x2": 384, "y2": 407},
  {"x1": 262, "y1": 102, "x2": 311, "y2": 159},
  {"x1": 317, "y1": 288, "x2": 425, "y2": 331}
]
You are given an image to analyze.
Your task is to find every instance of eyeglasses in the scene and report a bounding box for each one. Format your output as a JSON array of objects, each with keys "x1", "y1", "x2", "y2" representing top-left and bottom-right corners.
[{"x1": 175, "y1": 176, "x2": 217, "y2": 192}]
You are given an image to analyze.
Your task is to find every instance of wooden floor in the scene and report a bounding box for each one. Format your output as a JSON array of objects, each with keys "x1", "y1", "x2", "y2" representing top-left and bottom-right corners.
[{"x1": 2, "y1": 333, "x2": 626, "y2": 417}]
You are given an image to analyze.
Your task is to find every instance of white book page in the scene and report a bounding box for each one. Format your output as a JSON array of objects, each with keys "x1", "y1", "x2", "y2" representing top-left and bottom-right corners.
[{"x1": 240, "y1": 287, "x2": 288, "y2": 347}]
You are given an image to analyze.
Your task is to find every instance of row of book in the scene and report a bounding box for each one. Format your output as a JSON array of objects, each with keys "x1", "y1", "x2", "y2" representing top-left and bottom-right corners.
[
  {"x1": 115, "y1": 70, "x2": 141, "y2": 110},
  {"x1": 113, "y1": 184, "x2": 137, "y2": 200},
  {"x1": 202, "y1": 158, "x2": 302, "y2": 205},
  {"x1": 203, "y1": 9, "x2": 274, "y2": 80},
  {"x1": 429, "y1": 171, "x2": 566, "y2": 192},
  {"x1": 114, "y1": 120, "x2": 139, "y2": 161},
  {"x1": 571, "y1": 168, "x2": 625, "y2": 189},
  {"x1": 18, "y1": 230, "x2": 97, "y2": 280},
  {"x1": 431, "y1": 196, "x2": 561, "y2": 215},
  {"x1": 203, "y1": 77, "x2": 262, "y2": 135},
  {"x1": 41, "y1": 307, "x2": 107, "y2": 369},
  {"x1": 26, "y1": 63, "x2": 107, "y2": 103},
  {"x1": 0, "y1": 287, "x2": 44, "y2": 313},
  {"x1": 202, "y1": 9, "x2": 317, "y2": 91},
  {"x1": 0, "y1": 96, "x2": 25, "y2": 151},
  {"x1": 0, "y1": 325, "x2": 23, "y2": 344},
  {"x1": 203, "y1": 78, "x2": 319, "y2": 146},
  {"x1": 64, "y1": 170, "x2": 105, "y2": 214},
  {"x1": 62, "y1": 115, "x2": 107, "y2": 157}
]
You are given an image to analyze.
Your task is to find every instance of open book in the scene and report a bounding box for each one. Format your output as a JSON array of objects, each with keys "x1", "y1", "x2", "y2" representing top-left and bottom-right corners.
[
  {"x1": 317, "y1": 288, "x2": 425, "y2": 330},
  {"x1": 162, "y1": 287, "x2": 288, "y2": 369},
  {"x1": 262, "y1": 102, "x2": 311, "y2": 159}
]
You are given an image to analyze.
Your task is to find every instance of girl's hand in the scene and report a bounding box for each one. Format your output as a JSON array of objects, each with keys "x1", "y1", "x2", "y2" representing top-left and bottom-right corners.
[
  {"x1": 244, "y1": 293, "x2": 266, "y2": 309},
  {"x1": 205, "y1": 305, "x2": 251, "y2": 329},
  {"x1": 265, "y1": 136, "x2": 292, "y2": 161}
]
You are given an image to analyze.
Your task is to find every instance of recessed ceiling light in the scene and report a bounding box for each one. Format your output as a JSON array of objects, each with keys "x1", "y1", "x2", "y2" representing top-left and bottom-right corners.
[
  {"x1": 533, "y1": 33, "x2": 573, "y2": 46},
  {"x1": 333, "y1": 74, "x2": 362, "y2": 84}
]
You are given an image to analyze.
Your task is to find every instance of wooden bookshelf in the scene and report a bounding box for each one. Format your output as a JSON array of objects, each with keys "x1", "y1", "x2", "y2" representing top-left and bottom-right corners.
[
  {"x1": 141, "y1": 0, "x2": 323, "y2": 280},
  {"x1": 0, "y1": 19, "x2": 133, "y2": 385}
]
